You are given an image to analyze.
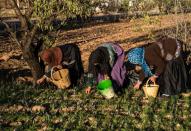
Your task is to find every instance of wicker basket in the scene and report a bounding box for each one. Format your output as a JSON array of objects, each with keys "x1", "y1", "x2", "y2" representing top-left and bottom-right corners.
[
  {"x1": 49, "y1": 66, "x2": 71, "y2": 89},
  {"x1": 143, "y1": 80, "x2": 159, "y2": 98}
]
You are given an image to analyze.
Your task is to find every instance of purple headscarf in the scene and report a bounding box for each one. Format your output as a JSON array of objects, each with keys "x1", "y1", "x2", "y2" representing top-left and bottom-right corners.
[
  {"x1": 98, "y1": 43, "x2": 126, "y2": 87},
  {"x1": 111, "y1": 44, "x2": 126, "y2": 86}
]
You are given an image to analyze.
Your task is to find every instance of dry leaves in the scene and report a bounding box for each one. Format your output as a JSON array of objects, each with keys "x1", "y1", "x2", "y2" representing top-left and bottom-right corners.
[
  {"x1": 31, "y1": 105, "x2": 45, "y2": 112},
  {"x1": 9, "y1": 121, "x2": 22, "y2": 126}
]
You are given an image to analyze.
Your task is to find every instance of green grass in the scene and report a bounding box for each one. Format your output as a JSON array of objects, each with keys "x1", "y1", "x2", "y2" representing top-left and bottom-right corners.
[{"x1": 0, "y1": 82, "x2": 191, "y2": 130}]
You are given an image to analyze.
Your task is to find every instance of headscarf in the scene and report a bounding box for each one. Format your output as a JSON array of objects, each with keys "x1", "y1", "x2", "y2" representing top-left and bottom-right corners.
[
  {"x1": 88, "y1": 47, "x2": 111, "y2": 77},
  {"x1": 40, "y1": 47, "x2": 62, "y2": 67},
  {"x1": 92, "y1": 43, "x2": 126, "y2": 87},
  {"x1": 110, "y1": 44, "x2": 126, "y2": 87},
  {"x1": 127, "y1": 47, "x2": 153, "y2": 77}
]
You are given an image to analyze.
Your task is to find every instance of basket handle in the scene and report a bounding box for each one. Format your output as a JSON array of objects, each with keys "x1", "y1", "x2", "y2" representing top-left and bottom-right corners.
[
  {"x1": 145, "y1": 79, "x2": 157, "y2": 88},
  {"x1": 50, "y1": 66, "x2": 62, "y2": 81}
]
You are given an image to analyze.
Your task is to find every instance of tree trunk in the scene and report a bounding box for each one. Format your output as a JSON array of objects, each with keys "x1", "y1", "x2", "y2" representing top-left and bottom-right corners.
[
  {"x1": 9, "y1": 0, "x2": 44, "y2": 86},
  {"x1": 22, "y1": 49, "x2": 43, "y2": 86},
  {"x1": 21, "y1": 37, "x2": 44, "y2": 87}
]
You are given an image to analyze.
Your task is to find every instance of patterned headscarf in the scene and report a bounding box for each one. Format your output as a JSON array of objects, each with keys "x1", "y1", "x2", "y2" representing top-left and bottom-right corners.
[{"x1": 127, "y1": 48, "x2": 153, "y2": 77}]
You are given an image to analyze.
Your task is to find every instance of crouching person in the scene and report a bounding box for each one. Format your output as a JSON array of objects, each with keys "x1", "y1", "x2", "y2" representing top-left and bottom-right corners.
[
  {"x1": 125, "y1": 36, "x2": 189, "y2": 96},
  {"x1": 37, "y1": 44, "x2": 84, "y2": 88},
  {"x1": 85, "y1": 42, "x2": 126, "y2": 97}
]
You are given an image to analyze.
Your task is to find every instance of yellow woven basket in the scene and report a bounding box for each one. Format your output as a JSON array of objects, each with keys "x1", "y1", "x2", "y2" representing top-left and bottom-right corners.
[
  {"x1": 143, "y1": 80, "x2": 159, "y2": 98},
  {"x1": 49, "y1": 66, "x2": 71, "y2": 89}
]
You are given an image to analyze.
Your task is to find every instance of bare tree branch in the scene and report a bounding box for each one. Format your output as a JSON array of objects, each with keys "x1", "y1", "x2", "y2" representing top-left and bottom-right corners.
[
  {"x1": 26, "y1": 8, "x2": 34, "y2": 18},
  {"x1": 31, "y1": 25, "x2": 38, "y2": 41},
  {"x1": 25, "y1": 24, "x2": 38, "y2": 49},
  {"x1": 10, "y1": 0, "x2": 24, "y2": 19},
  {"x1": 26, "y1": 0, "x2": 34, "y2": 18},
  {"x1": 10, "y1": 0, "x2": 28, "y2": 29}
]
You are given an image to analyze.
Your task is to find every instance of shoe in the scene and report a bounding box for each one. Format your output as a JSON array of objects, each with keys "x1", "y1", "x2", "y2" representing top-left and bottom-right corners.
[{"x1": 162, "y1": 94, "x2": 170, "y2": 97}]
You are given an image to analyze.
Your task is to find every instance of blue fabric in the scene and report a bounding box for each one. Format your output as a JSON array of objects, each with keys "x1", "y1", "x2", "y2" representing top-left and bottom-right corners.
[{"x1": 127, "y1": 48, "x2": 153, "y2": 77}]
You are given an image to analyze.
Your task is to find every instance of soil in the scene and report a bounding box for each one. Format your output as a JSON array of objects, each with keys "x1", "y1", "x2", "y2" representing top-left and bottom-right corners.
[{"x1": 0, "y1": 13, "x2": 191, "y2": 83}]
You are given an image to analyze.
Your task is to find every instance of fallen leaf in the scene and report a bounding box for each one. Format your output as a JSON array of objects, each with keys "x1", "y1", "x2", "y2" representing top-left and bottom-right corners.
[
  {"x1": 32, "y1": 105, "x2": 45, "y2": 112},
  {"x1": 9, "y1": 121, "x2": 22, "y2": 126}
]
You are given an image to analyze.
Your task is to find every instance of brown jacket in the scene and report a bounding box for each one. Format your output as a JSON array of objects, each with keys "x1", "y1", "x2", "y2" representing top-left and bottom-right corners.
[{"x1": 139, "y1": 37, "x2": 182, "y2": 81}]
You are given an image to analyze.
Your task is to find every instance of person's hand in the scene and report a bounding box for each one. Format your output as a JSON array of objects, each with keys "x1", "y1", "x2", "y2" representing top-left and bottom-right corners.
[
  {"x1": 85, "y1": 86, "x2": 91, "y2": 94},
  {"x1": 56, "y1": 65, "x2": 63, "y2": 69},
  {"x1": 0, "y1": 55, "x2": 10, "y2": 62},
  {"x1": 36, "y1": 76, "x2": 45, "y2": 84},
  {"x1": 148, "y1": 75, "x2": 158, "y2": 83},
  {"x1": 133, "y1": 81, "x2": 142, "y2": 89},
  {"x1": 135, "y1": 65, "x2": 142, "y2": 73},
  {"x1": 78, "y1": 76, "x2": 84, "y2": 87}
]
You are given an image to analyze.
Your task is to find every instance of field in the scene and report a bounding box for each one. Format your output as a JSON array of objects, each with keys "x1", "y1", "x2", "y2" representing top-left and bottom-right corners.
[
  {"x1": 0, "y1": 13, "x2": 191, "y2": 130},
  {"x1": 0, "y1": 82, "x2": 191, "y2": 130}
]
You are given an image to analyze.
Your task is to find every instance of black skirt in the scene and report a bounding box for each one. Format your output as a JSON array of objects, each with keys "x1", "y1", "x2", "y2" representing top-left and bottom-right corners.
[
  {"x1": 159, "y1": 57, "x2": 188, "y2": 95},
  {"x1": 59, "y1": 44, "x2": 84, "y2": 86}
]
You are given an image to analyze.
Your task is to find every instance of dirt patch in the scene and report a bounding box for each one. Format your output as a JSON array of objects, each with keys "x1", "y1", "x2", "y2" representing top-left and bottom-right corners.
[{"x1": 0, "y1": 13, "x2": 191, "y2": 82}]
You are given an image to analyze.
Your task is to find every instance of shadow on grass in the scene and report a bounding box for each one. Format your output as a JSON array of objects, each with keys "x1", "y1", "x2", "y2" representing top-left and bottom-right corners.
[
  {"x1": 0, "y1": 81, "x2": 54, "y2": 105},
  {"x1": 0, "y1": 68, "x2": 31, "y2": 82}
]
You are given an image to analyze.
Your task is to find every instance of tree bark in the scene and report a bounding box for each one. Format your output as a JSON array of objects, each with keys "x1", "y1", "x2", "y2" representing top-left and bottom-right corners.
[
  {"x1": 8, "y1": 0, "x2": 49, "y2": 86},
  {"x1": 21, "y1": 37, "x2": 44, "y2": 86}
]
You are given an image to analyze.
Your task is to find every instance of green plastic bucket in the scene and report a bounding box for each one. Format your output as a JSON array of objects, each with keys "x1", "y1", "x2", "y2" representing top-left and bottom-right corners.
[{"x1": 97, "y1": 80, "x2": 115, "y2": 99}]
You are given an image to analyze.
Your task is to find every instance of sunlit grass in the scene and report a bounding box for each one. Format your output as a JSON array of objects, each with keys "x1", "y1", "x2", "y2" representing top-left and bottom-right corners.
[{"x1": 0, "y1": 82, "x2": 191, "y2": 130}]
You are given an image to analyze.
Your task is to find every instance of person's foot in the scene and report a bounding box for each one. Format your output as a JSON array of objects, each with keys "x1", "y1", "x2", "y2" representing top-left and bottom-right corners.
[
  {"x1": 162, "y1": 94, "x2": 170, "y2": 97},
  {"x1": 159, "y1": 94, "x2": 170, "y2": 100},
  {"x1": 115, "y1": 90, "x2": 124, "y2": 96}
]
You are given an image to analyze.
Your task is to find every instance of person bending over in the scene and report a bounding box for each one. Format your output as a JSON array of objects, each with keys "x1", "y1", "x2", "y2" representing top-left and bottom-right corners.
[
  {"x1": 37, "y1": 44, "x2": 84, "y2": 87},
  {"x1": 85, "y1": 42, "x2": 126, "y2": 94},
  {"x1": 126, "y1": 36, "x2": 188, "y2": 96}
]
